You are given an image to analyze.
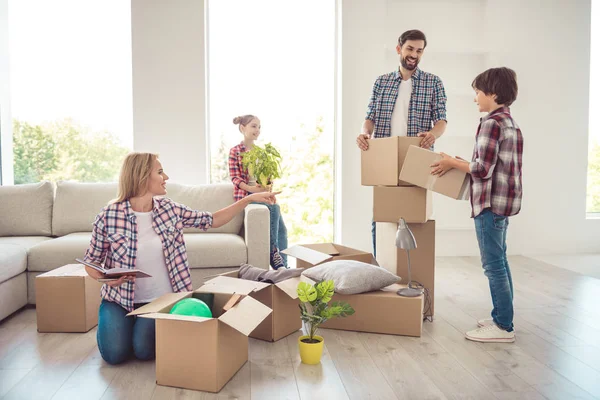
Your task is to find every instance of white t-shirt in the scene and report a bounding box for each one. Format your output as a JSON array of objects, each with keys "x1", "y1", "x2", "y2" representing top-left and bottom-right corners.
[
  {"x1": 390, "y1": 78, "x2": 412, "y2": 137},
  {"x1": 133, "y1": 211, "x2": 174, "y2": 303}
]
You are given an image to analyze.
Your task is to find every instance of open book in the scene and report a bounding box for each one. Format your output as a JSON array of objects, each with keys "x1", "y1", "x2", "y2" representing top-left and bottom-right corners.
[{"x1": 75, "y1": 258, "x2": 152, "y2": 282}]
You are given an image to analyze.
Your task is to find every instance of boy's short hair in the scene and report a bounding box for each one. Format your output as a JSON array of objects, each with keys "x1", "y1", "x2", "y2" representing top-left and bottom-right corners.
[
  {"x1": 398, "y1": 30, "x2": 427, "y2": 48},
  {"x1": 472, "y1": 67, "x2": 518, "y2": 106}
]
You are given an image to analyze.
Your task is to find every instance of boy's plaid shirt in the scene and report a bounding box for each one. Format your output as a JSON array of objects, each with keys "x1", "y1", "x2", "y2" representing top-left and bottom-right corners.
[
  {"x1": 469, "y1": 106, "x2": 523, "y2": 218},
  {"x1": 366, "y1": 68, "x2": 447, "y2": 137},
  {"x1": 229, "y1": 142, "x2": 249, "y2": 201},
  {"x1": 84, "y1": 197, "x2": 213, "y2": 312}
]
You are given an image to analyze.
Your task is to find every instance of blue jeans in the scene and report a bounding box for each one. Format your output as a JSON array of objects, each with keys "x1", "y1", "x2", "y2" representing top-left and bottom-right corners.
[
  {"x1": 474, "y1": 209, "x2": 514, "y2": 332},
  {"x1": 253, "y1": 202, "x2": 288, "y2": 266},
  {"x1": 371, "y1": 220, "x2": 377, "y2": 258},
  {"x1": 97, "y1": 300, "x2": 156, "y2": 365}
]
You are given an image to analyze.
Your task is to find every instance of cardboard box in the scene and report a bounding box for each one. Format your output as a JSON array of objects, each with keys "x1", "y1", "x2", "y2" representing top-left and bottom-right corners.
[
  {"x1": 361, "y1": 136, "x2": 422, "y2": 186},
  {"x1": 282, "y1": 243, "x2": 374, "y2": 269},
  {"x1": 129, "y1": 285, "x2": 272, "y2": 393},
  {"x1": 376, "y1": 220, "x2": 436, "y2": 317},
  {"x1": 205, "y1": 273, "x2": 302, "y2": 342},
  {"x1": 373, "y1": 186, "x2": 433, "y2": 223},
  {"x1": 36, "y1": 264, "x2": 103, "y2": 332},
  {"x1": 399, "y1": 145, "x2": 470, "y2": 200},
  {"x1": 320, "y1": 283, "x2": 423, "y2": 337}
]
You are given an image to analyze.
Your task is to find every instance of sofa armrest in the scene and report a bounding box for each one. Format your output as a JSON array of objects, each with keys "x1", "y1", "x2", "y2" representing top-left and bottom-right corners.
[{"x1": 243, "y1": 204, "x2": 270, "y2": 269}]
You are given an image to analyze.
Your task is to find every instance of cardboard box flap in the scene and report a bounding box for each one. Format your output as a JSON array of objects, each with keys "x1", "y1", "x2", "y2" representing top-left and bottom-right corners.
[
  {"x1": 281, "y1": 245, "x2": 334, "y2": 265},
  {"x1": 274, "y1": 276, "x2": 302, "y2": 299},
  {"x1": 199, "y1": 275, "x2": 271, "y2": 295},
  {"x1": 218, "y1": 296, "x2": 272, "y2": 336},
  {"x1": 137, "y1": 312, "x2": 214, "y2": 324},
  {"x1": 127, "y1": 292, "x2": 190, "y2": 316},
  {"x1": 40, "y1": 264, "x2": 88, "y2": 278}
]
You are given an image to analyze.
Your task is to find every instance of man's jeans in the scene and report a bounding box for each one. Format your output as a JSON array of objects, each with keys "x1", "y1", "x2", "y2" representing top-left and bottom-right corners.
[
  {"x1": 97, "y1": 300, "x2": 156, "y2": 365},
  {"x1": 371, "y1": 220, "x2": 377, "y2": 258},
  {"x1": 253, "y1": 202, "x2": 288, "y2": 266},
  {"x1": 474, "y1": 209, "x2": 514, "y2": 332}
]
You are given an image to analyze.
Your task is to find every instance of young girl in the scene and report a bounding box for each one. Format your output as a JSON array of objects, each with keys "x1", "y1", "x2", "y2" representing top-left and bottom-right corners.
[
  {"x1": 228, "y1": 115, "x2": 288, "y2": 269},
  {"x1": 83, "y1": 152, "x2": 278, "y2": 364}
]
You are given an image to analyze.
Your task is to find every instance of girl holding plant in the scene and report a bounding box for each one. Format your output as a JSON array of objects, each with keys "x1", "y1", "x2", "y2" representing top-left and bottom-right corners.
[{"x1": 228, "y1": 114, "x2": 288, "y2": 269}]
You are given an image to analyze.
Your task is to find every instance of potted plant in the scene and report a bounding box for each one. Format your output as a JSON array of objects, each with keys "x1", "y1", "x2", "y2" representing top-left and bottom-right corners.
[
  {"x1": 297, "y1": 280, "x2": 355, "y2": 365},
  {"x1": 241, "y1": 142, "x2": 282, "y2": 191}
]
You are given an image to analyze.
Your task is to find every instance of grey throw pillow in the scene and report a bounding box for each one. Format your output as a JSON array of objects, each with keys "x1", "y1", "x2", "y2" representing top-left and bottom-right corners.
[{"x1": 301, "y1": 260, "x2": 401, "y2": 294}]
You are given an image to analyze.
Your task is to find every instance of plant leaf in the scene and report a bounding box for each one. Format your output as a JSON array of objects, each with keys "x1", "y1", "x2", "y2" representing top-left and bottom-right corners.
[
  {"x1": 297, "y1": 281, "x2": 317, "y2": 303},
  {"x1": 316, "y1": 280, "x2": 335, "y2": 303}
]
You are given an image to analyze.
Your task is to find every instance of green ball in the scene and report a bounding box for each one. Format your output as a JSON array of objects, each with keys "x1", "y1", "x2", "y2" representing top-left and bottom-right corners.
[{"x1": 169, "y1": 298, "x2": 212, "y2": 318}]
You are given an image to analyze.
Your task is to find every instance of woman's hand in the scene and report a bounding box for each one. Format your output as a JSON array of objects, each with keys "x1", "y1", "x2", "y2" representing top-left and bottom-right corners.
[
  {"x1": 104, "y1": 275, "x2": 136, "y2": 288},
  {"x1": 247, "y1": 191, "x2": 281, "y2": 205}
]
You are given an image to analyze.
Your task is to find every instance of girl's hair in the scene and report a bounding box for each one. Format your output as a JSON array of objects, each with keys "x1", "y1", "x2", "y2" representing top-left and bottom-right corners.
[
  {"x1": 233, "y1": 115, "x2": 258, "y2": 131},
  {"x1": 111, "y1": 152, "x2": 159, "y2": 204}
]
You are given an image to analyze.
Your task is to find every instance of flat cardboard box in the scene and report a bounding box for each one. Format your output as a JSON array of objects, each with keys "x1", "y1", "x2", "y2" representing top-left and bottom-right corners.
[
  {"x1": 36, "y1": 264, "x2": 103, "y2": 332},
  {"x1": 399, "y1": 145, "x2": 470, "y2": 200},
  {"x1": 205, "y1": 273, "x2": 302, "y2": 342},
  {"x1": 320, "y1": 283, "x2": 423, "y2": 337},
  {"x1": 361, "y1": 136, "x2": 423, "y2": 186},
  {"x1": 282, "y1": 243, "x2": 374, "y2": 269},
  {"x1": 129, "y1": 283, "x2": 272, "y2": 393},
  {"x1": 376, "y1": 220, "x2": 436, "y2": 317},
  {"x1": 373, "y1": 186, "x2": 433, "y2": 223}
]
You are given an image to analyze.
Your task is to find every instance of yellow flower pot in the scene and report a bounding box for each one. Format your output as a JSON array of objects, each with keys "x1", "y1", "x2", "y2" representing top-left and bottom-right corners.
[{"x1": 298, "y1": 335, "x2": 324, "y2": 365}]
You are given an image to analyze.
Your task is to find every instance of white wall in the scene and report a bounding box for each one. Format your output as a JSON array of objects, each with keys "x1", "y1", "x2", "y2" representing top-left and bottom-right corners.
[
  {"x1": 131, "y1": 0, "x2": 208, "y2": 185},
  {"x1": 340, "y1": 0, "x2": 600, "y2": 255},
  {"x1": 0, "y1": 0, "x2": 14, "y2": 185}
]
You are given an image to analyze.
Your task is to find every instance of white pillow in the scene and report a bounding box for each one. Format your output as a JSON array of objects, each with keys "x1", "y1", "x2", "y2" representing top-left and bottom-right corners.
[{"x1": 301, "y1": 260, "x2": 401, "y2": 295}]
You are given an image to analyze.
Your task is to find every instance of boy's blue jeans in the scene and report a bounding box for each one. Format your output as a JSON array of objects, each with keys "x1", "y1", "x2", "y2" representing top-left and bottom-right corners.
[
  {"x1": 252, "y1": 202, "x2": 288, "y2": 266},
  {"x1": 97, "y1": 300, "x2": 156, "y2": 365},
  {"x1": 474, "y1": 209, "x2": 514, "y2": 332}
]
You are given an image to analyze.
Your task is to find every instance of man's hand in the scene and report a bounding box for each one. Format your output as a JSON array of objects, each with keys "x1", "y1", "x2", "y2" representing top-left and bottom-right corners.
[
  {"x1": 418, "y1": 131, "x2": 436, "y2": 148},
  {"x1": 356, "y1": 133, "x2": 370, "y2": 151},
  {"x1": 430, "y1": 152, "x2": 455, "y2": 176}
]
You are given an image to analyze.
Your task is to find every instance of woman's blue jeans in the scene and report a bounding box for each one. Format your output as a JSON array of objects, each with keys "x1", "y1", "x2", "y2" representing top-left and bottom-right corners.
[
  {"x1": 253, "y1": 202, "x2": 288, "y2": 266},
  {"x1": 474, "y1": 209, "x2": 514, "y2": 332},
  {"x1": 97, "y1": 300, "x2": 156, "y2": 365}
]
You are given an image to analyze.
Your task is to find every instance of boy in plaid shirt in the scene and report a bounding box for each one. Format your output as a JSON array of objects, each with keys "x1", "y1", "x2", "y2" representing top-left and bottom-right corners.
[{"x1": 431, "y1": 67, "x2": 523, "y2": 343}]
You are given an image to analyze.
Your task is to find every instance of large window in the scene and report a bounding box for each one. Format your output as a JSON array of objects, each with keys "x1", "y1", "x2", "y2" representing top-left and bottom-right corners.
[
  {"x1": 588, "y1": 0, "x2": 600, "y2": 214},
  {"x1": 8, "y1": 0, "x2": 132, "y2": 184},
  {"x1": 207, "y1": 0, "x2": 336, "y2": 245}
]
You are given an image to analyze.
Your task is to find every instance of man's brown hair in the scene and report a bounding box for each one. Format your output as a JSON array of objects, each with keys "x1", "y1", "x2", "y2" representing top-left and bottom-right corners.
[
  {"x1": 398, "y1": 30, "x2": 427, "y2": 48},
  {"x1": 472, "y1": 67, "x2": 518, "y2": 106}
]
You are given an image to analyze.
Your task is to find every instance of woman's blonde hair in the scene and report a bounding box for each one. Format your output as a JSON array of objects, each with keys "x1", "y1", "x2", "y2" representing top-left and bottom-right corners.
[
  {"x1": 233, "y1": 115, "x2": 258, "y2": 132},
  {"x1": 111, "y1": 152, "x2": 159, "y2": 204}
]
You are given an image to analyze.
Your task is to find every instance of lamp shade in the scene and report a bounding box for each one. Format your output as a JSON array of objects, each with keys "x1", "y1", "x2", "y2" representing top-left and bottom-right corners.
[{"x1": 395, "y1": 218, "x2": 417, "y2": 250}]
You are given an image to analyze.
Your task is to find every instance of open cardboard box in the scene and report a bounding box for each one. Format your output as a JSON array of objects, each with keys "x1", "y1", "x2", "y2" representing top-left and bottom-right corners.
[
  {"x1": 128, "y1": 284, "x2": 271, "y2": 393},
  {"x1": 36, "y1": 264, "x2": 103, "y2": 333},
  {"x1": 282, "y1": 243, "x2": 374, "y2": 269},
  {"x1": 203, "y1": 273, "x2": 302, "y2": 342},
  {"x1": 399, "y1": 145, "x2": 470, "y2": 200},
  {"x1": 361, "y1": 136, "x2": 422, "y2": 186}
]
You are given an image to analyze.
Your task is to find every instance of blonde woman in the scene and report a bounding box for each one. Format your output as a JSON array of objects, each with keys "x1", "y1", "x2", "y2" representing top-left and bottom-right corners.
[{"x1": 83, "y1": 152, "x2": 278, "y2": 365}]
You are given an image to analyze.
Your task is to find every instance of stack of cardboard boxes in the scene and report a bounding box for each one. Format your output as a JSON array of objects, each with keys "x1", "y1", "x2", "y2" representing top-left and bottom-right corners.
[{"x1": 362, "y1": 137, "x2": 470, "y2": 318}]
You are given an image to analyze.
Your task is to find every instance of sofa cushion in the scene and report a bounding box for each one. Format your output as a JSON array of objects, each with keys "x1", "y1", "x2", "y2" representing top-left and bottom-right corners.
[
  {"x1": 52, "y1": 181, "x2": 117, "y2": 236},
  {"x1": 301, "y1": 260, "x2": 401, "y2": 295},
  {"x1": 0, "y1": 236, "x2": 53, "y2": 250},
  {"x1": 0, "y1": 181, "x2": 53, "y2": 237},
  {"x1": 167, "y1": 183, "x2": 243, "y2": 235},
  {"x1": 27, "y1": 232, "x2": 92, "y2": 272},
  {"x1": 0, "y1": 244, "x2": 28, "y2": 284},
  {"x1": 185, "y1": 233, "x2": 247, "y2": 268}
]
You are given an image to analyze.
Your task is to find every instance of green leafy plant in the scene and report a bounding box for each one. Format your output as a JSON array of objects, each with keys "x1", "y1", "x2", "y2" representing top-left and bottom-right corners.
[
  {"x1": 241, "y1": 143, "x2": 283, "y2": 187},
  {"x1": 297, "y1": 280, "x2": 355, "y2": 343}
]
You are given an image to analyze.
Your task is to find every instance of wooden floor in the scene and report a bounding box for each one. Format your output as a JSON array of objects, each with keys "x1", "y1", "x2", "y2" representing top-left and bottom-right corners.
[{"x1": 1, "y1": 255, "x2": 600, "y2": 400}]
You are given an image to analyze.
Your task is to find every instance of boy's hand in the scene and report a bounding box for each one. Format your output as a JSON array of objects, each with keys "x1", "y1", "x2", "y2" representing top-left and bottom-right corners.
[
  {"x1": 430, "y1": 152, "x2": 455, "y2": 176},
  {"x1": 418, "y1": 131, "x2": 436, "y2": 148}
]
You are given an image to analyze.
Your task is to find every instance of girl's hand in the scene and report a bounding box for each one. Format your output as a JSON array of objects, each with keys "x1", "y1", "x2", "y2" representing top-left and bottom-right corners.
[
  {"x1": 247, "y1": 191, "x2": 281, "y2": 205},
  {"x1": 104, "y1": 275, "x2": 136, "y2": 288}
]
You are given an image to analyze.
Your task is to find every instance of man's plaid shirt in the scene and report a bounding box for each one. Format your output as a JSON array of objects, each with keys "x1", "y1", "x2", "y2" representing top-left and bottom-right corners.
[
  {"x1": 366, "y1": 68, "x2": 447, "y2": 137},
  {"x1": 84, "y1": 197, "x2": 213, "y2": 312},
  {"x1": 470, "y1": 106, "x2": 523, "y2": 218}
]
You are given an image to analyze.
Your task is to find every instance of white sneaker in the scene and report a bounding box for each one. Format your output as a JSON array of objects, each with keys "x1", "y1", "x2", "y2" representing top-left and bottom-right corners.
[
  {"x1": 465, "y1": 324, "x2": 515, "y2": 343},
  {"x1": 477, "y1": 318, "x2": 495, "y2": 327}
]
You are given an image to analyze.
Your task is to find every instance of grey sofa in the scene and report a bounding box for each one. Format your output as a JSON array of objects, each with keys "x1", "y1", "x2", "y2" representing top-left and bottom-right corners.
[{"x1": 0, "y1": 181, "x2": 270, "y2": 322}]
